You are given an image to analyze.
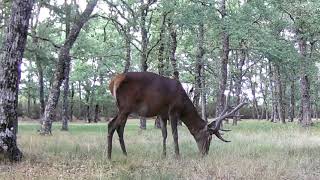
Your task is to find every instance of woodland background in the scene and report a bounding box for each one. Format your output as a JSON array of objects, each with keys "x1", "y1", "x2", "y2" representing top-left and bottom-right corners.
[{"x1": 1, "y1": 0, "x2": 320, "y2": 128}]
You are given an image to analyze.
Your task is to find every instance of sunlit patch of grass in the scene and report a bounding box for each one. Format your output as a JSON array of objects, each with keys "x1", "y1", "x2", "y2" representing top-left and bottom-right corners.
[{"x1": 1, "y1": 120, "x2": 320, "y2": 179}]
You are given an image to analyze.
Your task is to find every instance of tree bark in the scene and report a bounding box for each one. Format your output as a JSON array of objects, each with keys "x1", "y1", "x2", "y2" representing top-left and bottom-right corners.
[
  {"x1": 40, "y1": 0, "x2": 98, "y2": 135},
  {"x1": 61, "y1": 57, "x2": 70, "y2": 130},
  {"x1": 0, "y1": 0, "x2": 33, "y2": 161},
  {"x1": 138, "y1": 0, "x2": 149, "y2": 130},
  {"x1": 61, "y1": 0, "x2": 71, "y2": 131},
  {"x1": 78, "y1": 81, "x2": 82, "y2": 119},
  {"x1": 94, "y1": 104, "x2": 99, "y2": 122},
  {"x1": 249, "y1": 70, "x2": 260, "y2": 119},
  {"x1": 259, "y1": 63, "x2": 268, "y2": 120},
  {"x1": 289, "y1": 80, "x2": 295, "y2": 122},
  {"x1": 155, "y1": 13, "x2": 167, "y2": 129},
  {"x1": 298, "y1": 36, "x2": 312, "y2": 126},
  {"x1": 194, "y1": 23, "x2": 204, "y2": 110},
  {"x1": 216, "y1": 0, "x2": 229, "y2": 117},
  {"x1": 123, "y1": 27, "x2": 131, "y2": 73},
  {"x1": 274, "y1": 64, "x2": 285, "y2": 123},
  {"x1": 269, "y1": 62, "x2": 278, "y2": 122},
  {"x1": 233, "y1": 40, "x2": 246, "y2": 125},
  {"x1": 168, "y1": 18, "x2": 179, "y2": 80},
  {"x1": 70, "y1": 82, "x2": 74, "y2": 121},
  {"x1": 35, "y1": 57, "x2": 45, "y2": 116}
]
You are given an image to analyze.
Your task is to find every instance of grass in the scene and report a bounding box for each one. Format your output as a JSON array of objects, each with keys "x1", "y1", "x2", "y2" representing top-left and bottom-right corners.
[{"x1": 1, "y1": 119, "x2": 320, "y2": 179}]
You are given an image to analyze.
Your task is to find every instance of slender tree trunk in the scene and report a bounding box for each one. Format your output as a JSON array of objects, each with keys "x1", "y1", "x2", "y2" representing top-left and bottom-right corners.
[
  {"x1": 123, "y1": 27, "x2": 131, "y2": 73},
  {"x1": 298, "y1": 36, "x2": 312, "y2": 126},
  {"x1": 249, "y1": 72, "x2": 260, "y2": 119},
  {"x1": 216, "y1": 0, "x2": 229, "y2": 117},
  {"x1": 85, "y1": 87, "x2": 91, "y2": 123},
  {"x1": 269, "y1": 63, "x2": 278, "y2": 122},
  {"x1": 138, "y1": 0, "x2": 149, "y2": 130},
  {"x1": 194, "y1": 23, "x2": 204, "y2": 110},
  {"x1": 0, "y1": 0, "x2": 33, "y2": 161},
  {"x1": 70, "y1": 82, "x2": 74, "y2": 121},
  {"x1": 61, "y1": 0, "x2": 71, "y2": 131},
  {"x1": 275, "y1": 64, "x2": 285, "y2": 123},
  {"x1": 61, "y1": 57, "x2": 70, "y2": 130},
  {"x1": 168, "y1": 18, "x2": 179, "y2": 80},
  {"x1": 168, "y1": 16, "x2": 182, "y2": 126},
  {"x1": 40, "y1": 0, "x2": 98, "y2": 135},
  {"x1": 35, "y1": 57, "x2": 45, "y2": 117},
  {"x1": 27, "y1": 67, "x2": 31, "y2": 117},
  {"x1": 233, "y1": 40, "x2": 246, "y2": 125},
  {"x1": 289, "y1": 80, "x2": 295, "y2": 122},
  {"x1": 201, "y1": 75, "x2": 207, "y2": 121},
  {"x1": 259, "y1": 64, "x2": 268, "y2": 120},
  {"x1": 155, "y1": 13, "x2": 167, "y2": 129},
  {"x1": 94, "y1": 104, "x2": 99, "y2": 122}
]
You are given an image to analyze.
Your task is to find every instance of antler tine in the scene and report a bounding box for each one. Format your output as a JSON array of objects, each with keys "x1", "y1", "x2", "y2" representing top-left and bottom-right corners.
[
  {"x1": 214, "y1": 131, "x2": 231, "y2": 142},
  {"x1": 208, "y1": 102, "x2": 247, "y2": 134}
]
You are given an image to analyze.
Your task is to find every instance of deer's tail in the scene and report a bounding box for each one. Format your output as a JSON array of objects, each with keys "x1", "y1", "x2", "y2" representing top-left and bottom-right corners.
[{"x1": 109, "y1": 73, "x2": 126, "y2": 98}]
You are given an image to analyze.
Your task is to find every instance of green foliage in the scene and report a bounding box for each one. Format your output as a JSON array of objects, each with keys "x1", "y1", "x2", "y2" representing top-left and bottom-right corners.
[{"x1": 15, "y1": 0, "x2": 320, "y2": 119}]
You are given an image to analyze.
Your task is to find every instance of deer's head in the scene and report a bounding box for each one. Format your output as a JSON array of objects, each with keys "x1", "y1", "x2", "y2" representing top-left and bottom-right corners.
[
  {"x1": 195, "y1": 103, "x2": 247, "y2": 155},
  {"x1": 195, "y1": 119, "x2": 231, "y2": 155}
]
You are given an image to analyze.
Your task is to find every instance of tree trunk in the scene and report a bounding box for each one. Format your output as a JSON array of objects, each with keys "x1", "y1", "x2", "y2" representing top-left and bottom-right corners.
[
  {"x1": 168, "y1": 18, "x2": 179, "y2": 80},
  {"x1": 35, "y1": 57, "x2": 45, "y2": 117},
  {"x1": 216, "y1": 0, "x2": 229, "y2": 117},
  {"x1": 61, "y1": 0, "x2": 71, "y2": 131},
  {"x1": 249, "y1": 72, "x2": 260, "y2": 119},
  {"x1": 40, "y1": 0, "x2": 98, "y2": 135},
  {"x1": 201, "y1": 75, "x2": 207, "y2": 121},
  {"x1": 274, "y1": 64, "x2": 285, "y2": 123},
  {"x1": 155, "y1": 13, "x2": 167, "y2": 129},
  {"x1": 298, "y1": 36, "x2": 312, "y2": 126},
  {"x1": 94, "y1": 104, "x2": 99, "y2": 122},
  {"x1": 85, "y1": 88, "x2": 91, "y2": 123},
  {"x1": 138, "y1": 0, "x2": 149, "y2": 130},
  {"x1": 0, "y1": 0, "x2": 33, "y2": 161},
  {"x1": 27, "y1": 68, "x2": 31, "y2": 117},
  {"x1": 61, "y1": 57, "x2": 70, "y2": 131},
  {"x1": 233, "y1": 40, "x2": 246, "y2": 125},
  {"x1": 259, "y1": 63, "x2": 268, "y2": 120},
  {"x1": 70, "y1": 82, "x2": 74, "y2": 121},
  {"x1": 168, "y1": 16, "x2": 182, "y2": 126},
  {"x1": 289, "y1": 80, "x2": 295, "y2": 122},
  {"x1": 123, "y1": 27, "x2": 131, "y2": 73},
  {"x1": 194, "y1": 23, "x2": 204, "y2": 110},
  {"x1": 78, "y1": 81, "x2": 82, "y2": 119},
  {"x1": 269, "y1": 62, "x2": 278, "y2": 122}
]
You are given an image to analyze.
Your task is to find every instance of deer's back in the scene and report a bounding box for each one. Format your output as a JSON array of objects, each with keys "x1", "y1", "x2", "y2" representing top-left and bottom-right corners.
[{"x1": 115, "y1": 72, "x2": 186, "y2": 117}]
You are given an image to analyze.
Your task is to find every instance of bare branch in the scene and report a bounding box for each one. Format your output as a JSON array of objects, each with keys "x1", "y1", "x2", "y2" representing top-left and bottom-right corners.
[{"x1": 27, "y1": 33, "x2": 60, "y2": 48}]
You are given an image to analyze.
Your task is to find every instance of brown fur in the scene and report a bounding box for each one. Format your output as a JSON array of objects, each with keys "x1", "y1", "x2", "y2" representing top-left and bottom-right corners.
[
  {"x1": 107, "y1": 72, "x2": 232, "y2": 159},
  {"x1": 109, "y1": 74, "x2": 126, "y2": 97}
]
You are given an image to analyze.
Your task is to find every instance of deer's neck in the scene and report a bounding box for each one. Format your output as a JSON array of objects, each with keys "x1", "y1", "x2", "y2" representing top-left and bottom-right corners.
[{"x1": 180, "y1": 100, "x2": 207, "y2": 138}]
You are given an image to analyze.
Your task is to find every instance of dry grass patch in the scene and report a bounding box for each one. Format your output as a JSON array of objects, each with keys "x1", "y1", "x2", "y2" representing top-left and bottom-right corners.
[{"x1": 1, "y1": 120, "x2": 320, "y2": 179}]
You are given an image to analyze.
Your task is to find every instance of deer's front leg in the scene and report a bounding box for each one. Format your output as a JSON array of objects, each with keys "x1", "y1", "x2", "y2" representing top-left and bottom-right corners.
[
  {"x1": 169, "y1": 113, "x2": 180, "y2": 158},
  {"x1": 160, "y1": 116, "x2": 168, "y2": 157}
]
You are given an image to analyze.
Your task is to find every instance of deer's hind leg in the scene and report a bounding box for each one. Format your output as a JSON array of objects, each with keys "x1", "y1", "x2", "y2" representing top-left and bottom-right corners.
[
  {"x1": 116, "y1": 113, "x2": 129, "y2": 156},
  {"x1": 107, "y1": 112, "x2": 129, "y2": 159}
]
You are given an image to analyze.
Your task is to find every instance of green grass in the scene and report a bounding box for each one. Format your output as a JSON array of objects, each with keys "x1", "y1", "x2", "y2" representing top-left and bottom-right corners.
[{"x1": 1, "y1": 119, "x2": 320, "y2": 179}]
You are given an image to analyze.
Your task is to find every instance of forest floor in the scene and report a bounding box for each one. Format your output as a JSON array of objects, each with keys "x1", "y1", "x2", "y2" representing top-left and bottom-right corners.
[{"x1": 1, "y1": 119, "x2": 320, "y2": 179}]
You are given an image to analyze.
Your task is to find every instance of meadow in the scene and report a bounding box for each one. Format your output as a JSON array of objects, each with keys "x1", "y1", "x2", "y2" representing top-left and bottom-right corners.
[{"x1": 1, "y1": 119, "x2": 320, "y2": 180}]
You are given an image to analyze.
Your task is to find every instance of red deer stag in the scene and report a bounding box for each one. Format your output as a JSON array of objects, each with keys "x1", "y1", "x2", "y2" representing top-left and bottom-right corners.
[{"x1": 108, "y1": 72, "x2": 246, "y2": 159}]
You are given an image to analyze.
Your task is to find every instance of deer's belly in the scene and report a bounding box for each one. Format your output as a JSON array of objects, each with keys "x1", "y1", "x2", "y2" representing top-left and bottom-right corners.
[{"x1": 133, "y1": 103, "x2": 168, "y2": 117}]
